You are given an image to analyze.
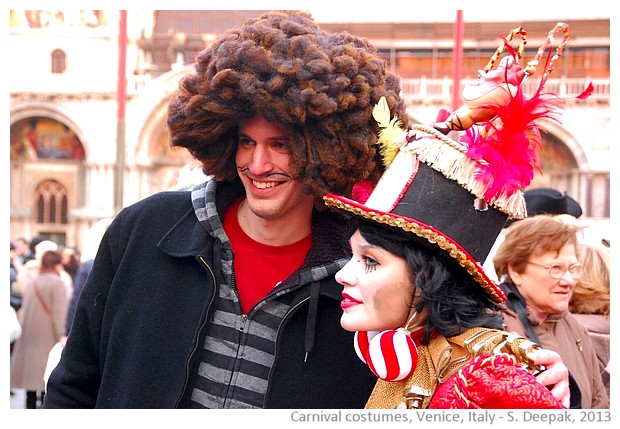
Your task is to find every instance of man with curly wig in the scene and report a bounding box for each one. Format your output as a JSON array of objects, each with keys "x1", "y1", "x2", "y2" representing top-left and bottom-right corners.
[{"x1": 44, "y1": 10, "x2": 407, "y2": 408}]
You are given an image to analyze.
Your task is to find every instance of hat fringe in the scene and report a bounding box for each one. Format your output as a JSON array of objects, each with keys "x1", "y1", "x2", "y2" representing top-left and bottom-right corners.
[{"x1": 407, "y1": 124, "x2": 526, "y2": 219}]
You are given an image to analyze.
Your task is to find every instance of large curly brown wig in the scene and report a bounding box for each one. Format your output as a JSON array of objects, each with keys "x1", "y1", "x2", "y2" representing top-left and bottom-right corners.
[{"x1": 167, "y1": 10, "x2": 408, "y2": 197}]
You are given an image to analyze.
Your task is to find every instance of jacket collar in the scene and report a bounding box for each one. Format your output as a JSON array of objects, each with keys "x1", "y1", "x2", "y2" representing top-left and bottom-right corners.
[
  {"x1": 157, "y1": 203, "x2": 214, "y2": 258},
  {"x1": 157, "y1": 178, "x2": 243, "y2": 258},
  {"x1": 500, "y1": 281, "x2": 570, "y2": 325},
  {"x1": 157, "y1": 177, "x2": 352, "y2": 270}
]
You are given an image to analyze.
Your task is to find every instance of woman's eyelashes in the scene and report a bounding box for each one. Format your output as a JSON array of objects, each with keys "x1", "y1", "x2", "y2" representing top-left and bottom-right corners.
[{"x1": 362, "y1": 255, "x2": 379, "y2": 274}]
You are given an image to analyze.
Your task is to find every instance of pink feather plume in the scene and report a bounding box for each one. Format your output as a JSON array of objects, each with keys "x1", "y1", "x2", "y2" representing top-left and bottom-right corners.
[{"x1": 463, "y1": 51, "x2": 565, "y2": 200}]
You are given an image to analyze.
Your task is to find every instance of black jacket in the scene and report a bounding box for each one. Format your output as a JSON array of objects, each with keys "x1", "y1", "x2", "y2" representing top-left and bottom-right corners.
[{"x1": 44, "y1": 182, "x2": 377, "y2": 408}]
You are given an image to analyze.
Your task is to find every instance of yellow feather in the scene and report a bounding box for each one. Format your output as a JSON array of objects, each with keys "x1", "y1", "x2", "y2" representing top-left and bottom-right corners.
[
  {"x1": 372, "y1": 96, "x2": 392, "y2": 128},
  {"x1": 373, "y1": 97, "x2": 406, "y2": 166}
]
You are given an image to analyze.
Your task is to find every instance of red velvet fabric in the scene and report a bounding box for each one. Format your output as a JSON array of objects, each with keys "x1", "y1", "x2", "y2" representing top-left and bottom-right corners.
[{"x1": 430, "y1": 354, "x2": 564, "y2": 409}]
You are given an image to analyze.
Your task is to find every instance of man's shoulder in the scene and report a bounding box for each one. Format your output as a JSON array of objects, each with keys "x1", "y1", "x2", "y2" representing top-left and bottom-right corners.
[
  {"x1": 109, "y1": 190, "x2": 197, "y2": 237},
  {"x1": 122, "y1": 190, "x2": 194, "y2": 217}
]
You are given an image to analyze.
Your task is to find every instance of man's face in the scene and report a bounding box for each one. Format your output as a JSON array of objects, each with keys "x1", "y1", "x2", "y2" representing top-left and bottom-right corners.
[
  {"x1": 235, "y1": 114, "x2": 314, "y2": 223},
  {"x1": 13, "y1": 239, "x2": 29, "y2": 256}
]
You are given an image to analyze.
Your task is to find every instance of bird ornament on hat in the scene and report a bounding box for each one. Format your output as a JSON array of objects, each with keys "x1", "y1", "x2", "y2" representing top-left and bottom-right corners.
[{"x1": 324, "y1": 22, "x2": 592, "y2": 383}]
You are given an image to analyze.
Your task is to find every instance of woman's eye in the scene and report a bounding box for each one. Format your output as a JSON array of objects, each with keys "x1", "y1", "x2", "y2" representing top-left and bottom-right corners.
[{"x1": 362, "y1": 256, "x2": 379, "y2": 273}]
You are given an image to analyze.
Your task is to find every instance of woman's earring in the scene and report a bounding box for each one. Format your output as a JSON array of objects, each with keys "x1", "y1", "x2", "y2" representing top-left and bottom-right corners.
[{"x1": 403, "y1": 310, "x2": 422, "y2": 332}]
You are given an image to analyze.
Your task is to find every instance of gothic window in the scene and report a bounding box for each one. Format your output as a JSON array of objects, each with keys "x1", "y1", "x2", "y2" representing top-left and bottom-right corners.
[
  {"x1": 51, "y1": 49, "x2": 66, "y2": 73},
  {"x1": 35, "y1": 180, "x2": 68, "y2": 224}
]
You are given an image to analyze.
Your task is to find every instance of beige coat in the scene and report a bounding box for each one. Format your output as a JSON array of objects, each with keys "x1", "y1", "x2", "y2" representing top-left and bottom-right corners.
[
  {"x1": 502, "y1": 308, "x2": 609, "y2": 409},
  {"x1": 571, "y1": 313, "x2": 610, "y2": 399},
  {"x1": 10, "y1": 271, "x2": 69, "y2": 391}
]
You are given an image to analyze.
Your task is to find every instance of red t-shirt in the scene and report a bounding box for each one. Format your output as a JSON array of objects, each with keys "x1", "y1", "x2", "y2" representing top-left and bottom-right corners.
[{"x1": 223, "y1": 199, "x2": 313, "y2": 314}]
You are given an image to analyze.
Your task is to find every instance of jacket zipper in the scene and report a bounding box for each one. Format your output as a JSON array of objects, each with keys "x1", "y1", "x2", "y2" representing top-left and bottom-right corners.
[
  {"x1": 174, "y1": 255, "x2": 217, "y2": 408},
  {"x1": 263, "y1": 295, "x2": 309, "y2": 406},
  {"x1": 239, "y1": 314, "x2": 248, "y2": 332}
]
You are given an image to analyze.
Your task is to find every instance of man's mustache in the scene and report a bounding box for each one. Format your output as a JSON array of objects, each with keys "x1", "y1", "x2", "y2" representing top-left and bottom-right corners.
[{"x1": 237, "y1": 166, "x2": 293, "y2": 180}]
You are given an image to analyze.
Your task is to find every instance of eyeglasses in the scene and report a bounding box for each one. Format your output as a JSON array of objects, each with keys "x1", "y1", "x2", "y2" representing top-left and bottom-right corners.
[{"x1": 526, "y1": 261, "x2": 584, "y2": 279}]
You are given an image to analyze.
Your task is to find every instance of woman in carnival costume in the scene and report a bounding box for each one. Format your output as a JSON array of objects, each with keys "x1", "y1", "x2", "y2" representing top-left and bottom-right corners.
[{"x1": 323, "y1": 23, "x2": 591, "y2": 409}]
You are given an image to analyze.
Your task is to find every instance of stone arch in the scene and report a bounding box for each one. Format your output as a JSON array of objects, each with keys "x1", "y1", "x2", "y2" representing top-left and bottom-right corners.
[
  {"x1": 10, "y1": 103, "x2": 87, "y2": 246},
  {"x1": 137, "y1": 97, "x2": 191, "y2": 165},
  {"x1": 134, "y1": 66, "x2": 193, "y2": 161},
  {"x1": 541, "y1": 119, "x2": 588, "y2": 166},
  {"x1": 529, "y1": 118, "x2": 589, "y2": 190},
  {"x1": 131, "y1": 66, "x2": 201, "y2": 192},
  {"x1": 10, "y1": 103, "x2": 89, "y2": 159}
]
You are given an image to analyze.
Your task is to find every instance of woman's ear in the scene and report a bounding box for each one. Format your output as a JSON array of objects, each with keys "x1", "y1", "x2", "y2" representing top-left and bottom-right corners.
[{"x1": 507, "y1": 262, "x2": 523, "y2": 286}]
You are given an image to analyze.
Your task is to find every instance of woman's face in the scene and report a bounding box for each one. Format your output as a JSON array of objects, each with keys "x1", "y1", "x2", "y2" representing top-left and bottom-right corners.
[
  {"x1": 508, "y1": 243, "x2": 580, "y2": 315},
  {"x1": 335, "y1": 229, "x2": 415, "y2": 332}
]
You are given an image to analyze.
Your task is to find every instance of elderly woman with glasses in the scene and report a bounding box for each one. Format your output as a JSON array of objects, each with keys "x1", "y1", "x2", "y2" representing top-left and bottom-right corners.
[{"x1": 493, "y1": 214, "x2": 609, "y2": 409}]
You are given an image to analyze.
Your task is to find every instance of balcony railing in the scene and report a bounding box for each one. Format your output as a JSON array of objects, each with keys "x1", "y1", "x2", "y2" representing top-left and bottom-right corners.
[
  {"x1": 398, "y1": 77, "x2": 609, "y2": 105},
  {"x1": 129, "y1": 74, "x2": 609, "y2": 105}
]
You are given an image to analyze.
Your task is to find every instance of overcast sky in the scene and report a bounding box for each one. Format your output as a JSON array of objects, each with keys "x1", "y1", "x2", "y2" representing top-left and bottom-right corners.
[{"x1": 2, "y1": 1, "x2": 610, "y2": 23}]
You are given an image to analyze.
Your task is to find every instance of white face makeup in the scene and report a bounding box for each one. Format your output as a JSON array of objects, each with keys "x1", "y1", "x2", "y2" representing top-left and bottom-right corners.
[{"x1": 336, "y1": 229, "x2": 414, "y2": 332}]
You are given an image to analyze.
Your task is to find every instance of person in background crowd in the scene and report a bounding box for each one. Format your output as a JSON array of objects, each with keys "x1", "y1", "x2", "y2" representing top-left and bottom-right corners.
[
  {"x1": 10, "y1": 242, "x2": 22, "y2": 398},
  {"x1": 483, "y1": 187, "x2": 584, "y2": 284},
  {"x1": 569, "y1": 240, "x2": 610, "y2": 399},
  {"x1": 10, "y1": 241, "x2": 22, "y2": 311},
  {"x1": 493, "y1": 215, "x2": 609, "y2": 408},
  {"x1": 10, "y1": 250, "x2": 69, "y2": 409},
  {"x1": 60, "y1": 246, "x2": 81, "y2": 284},
  {"x1": 12, "y1": 236, "x2": 36, "y2": 266},
  {"x1": 10, "y1": 304, "x2": 22, "y2": 397},
  {"x1": 10, "y1": 241, "x2": 18, "y2": 279},
  {"x1": 17, "y1": 240, "x2": 73, "y2": 302},
  {"x1": 10, "y1": 304, "x2": 22, "y2": 352},
  {"x1": 26, "y1": 236, "x2": 47, "y2": 263},
  {"x1": 521, "y1": 187, "x2": 583, "y2": 219},
  {"x1": 17, "y1": 240, "x2": 59, "y2": 283}
]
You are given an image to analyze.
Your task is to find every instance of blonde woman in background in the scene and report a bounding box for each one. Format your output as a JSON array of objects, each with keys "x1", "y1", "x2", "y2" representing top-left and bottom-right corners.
[{"x1": 569, "y1": 241, "x2": 610, "y2": 399}]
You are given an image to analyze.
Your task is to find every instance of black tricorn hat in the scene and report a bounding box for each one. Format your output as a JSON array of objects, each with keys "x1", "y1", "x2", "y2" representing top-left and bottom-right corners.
[{"x1": 524, "y1": 187, "x2": 583, "y2": 218}]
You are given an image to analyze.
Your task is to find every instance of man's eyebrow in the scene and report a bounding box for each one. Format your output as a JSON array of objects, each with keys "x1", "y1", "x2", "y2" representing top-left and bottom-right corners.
[{"x1": 238, "y1": 131, "x2": 290, "y2": 141}]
